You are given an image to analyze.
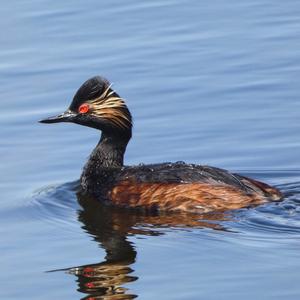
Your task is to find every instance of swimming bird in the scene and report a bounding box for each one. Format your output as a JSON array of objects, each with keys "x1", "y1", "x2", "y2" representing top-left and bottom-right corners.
[{"x1": 40, "y1": 76, "x2": 282, "y2": 213}]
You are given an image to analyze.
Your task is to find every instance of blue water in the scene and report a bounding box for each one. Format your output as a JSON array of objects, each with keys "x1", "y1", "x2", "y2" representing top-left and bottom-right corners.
[{"x1": 1, "y1": 1, "x2": 300, "y2": 299}]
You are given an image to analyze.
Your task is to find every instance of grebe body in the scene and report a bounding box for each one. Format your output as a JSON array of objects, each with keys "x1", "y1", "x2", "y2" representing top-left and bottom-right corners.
[{"x1": 40, "y1": 76, "x2": 282, "y2": 213}]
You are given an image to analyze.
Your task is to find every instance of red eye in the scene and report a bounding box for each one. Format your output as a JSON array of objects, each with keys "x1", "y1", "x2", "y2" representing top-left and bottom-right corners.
[{"x1": 78, "y1": 103, "x2": 90, "y2": 114}]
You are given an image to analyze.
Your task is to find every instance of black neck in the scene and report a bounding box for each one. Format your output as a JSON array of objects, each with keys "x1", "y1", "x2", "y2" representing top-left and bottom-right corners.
[
  {"x1": 90, "y1": 132, "x2": 129, "y2": 168},
  {"x1": 80, "y1": 130, "x2": 131, "y2": 192}
]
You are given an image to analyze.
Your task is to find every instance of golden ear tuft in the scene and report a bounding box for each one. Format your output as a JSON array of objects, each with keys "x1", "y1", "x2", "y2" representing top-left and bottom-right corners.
[{"x1": 88, "y1": 85, "x2": 132, "y2": 130}]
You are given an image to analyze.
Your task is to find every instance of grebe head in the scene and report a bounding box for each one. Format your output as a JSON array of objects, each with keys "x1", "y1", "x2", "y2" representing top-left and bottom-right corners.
[{"x1": 40, "y1": 76, "x2": 132, "y2": 139}]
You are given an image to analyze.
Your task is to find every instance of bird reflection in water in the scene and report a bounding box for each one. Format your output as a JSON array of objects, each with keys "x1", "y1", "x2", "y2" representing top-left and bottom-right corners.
[{"x1": 55, "y1": 192, "x2": 229, "y2": 300}]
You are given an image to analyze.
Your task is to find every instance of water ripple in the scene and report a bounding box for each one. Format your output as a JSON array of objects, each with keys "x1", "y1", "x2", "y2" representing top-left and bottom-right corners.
[{"x1": 26, "y1": 180, "x2": 80, "y2": 230}]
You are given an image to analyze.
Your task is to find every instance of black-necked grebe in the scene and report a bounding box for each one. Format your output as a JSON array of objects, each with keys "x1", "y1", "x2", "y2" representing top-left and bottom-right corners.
[{"x1": 40, "y1": 76, "x2": 282, "y2": 213}]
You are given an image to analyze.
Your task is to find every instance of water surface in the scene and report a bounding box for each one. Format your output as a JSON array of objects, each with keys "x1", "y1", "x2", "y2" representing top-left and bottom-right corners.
[{"x1": 1, "y1": 0, "x2": 300, "y2": 299}]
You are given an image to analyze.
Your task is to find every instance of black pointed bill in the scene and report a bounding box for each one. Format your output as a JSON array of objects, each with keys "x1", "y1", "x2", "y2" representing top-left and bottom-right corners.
[{"x1": 39, "y1": 110, "x2": 77, "y2": 124}]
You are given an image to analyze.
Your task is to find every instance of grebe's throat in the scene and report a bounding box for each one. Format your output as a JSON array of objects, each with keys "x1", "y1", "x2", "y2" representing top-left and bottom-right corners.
[{"x1": 92, "y1": 133, "x2": 130, "y2": 168}]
